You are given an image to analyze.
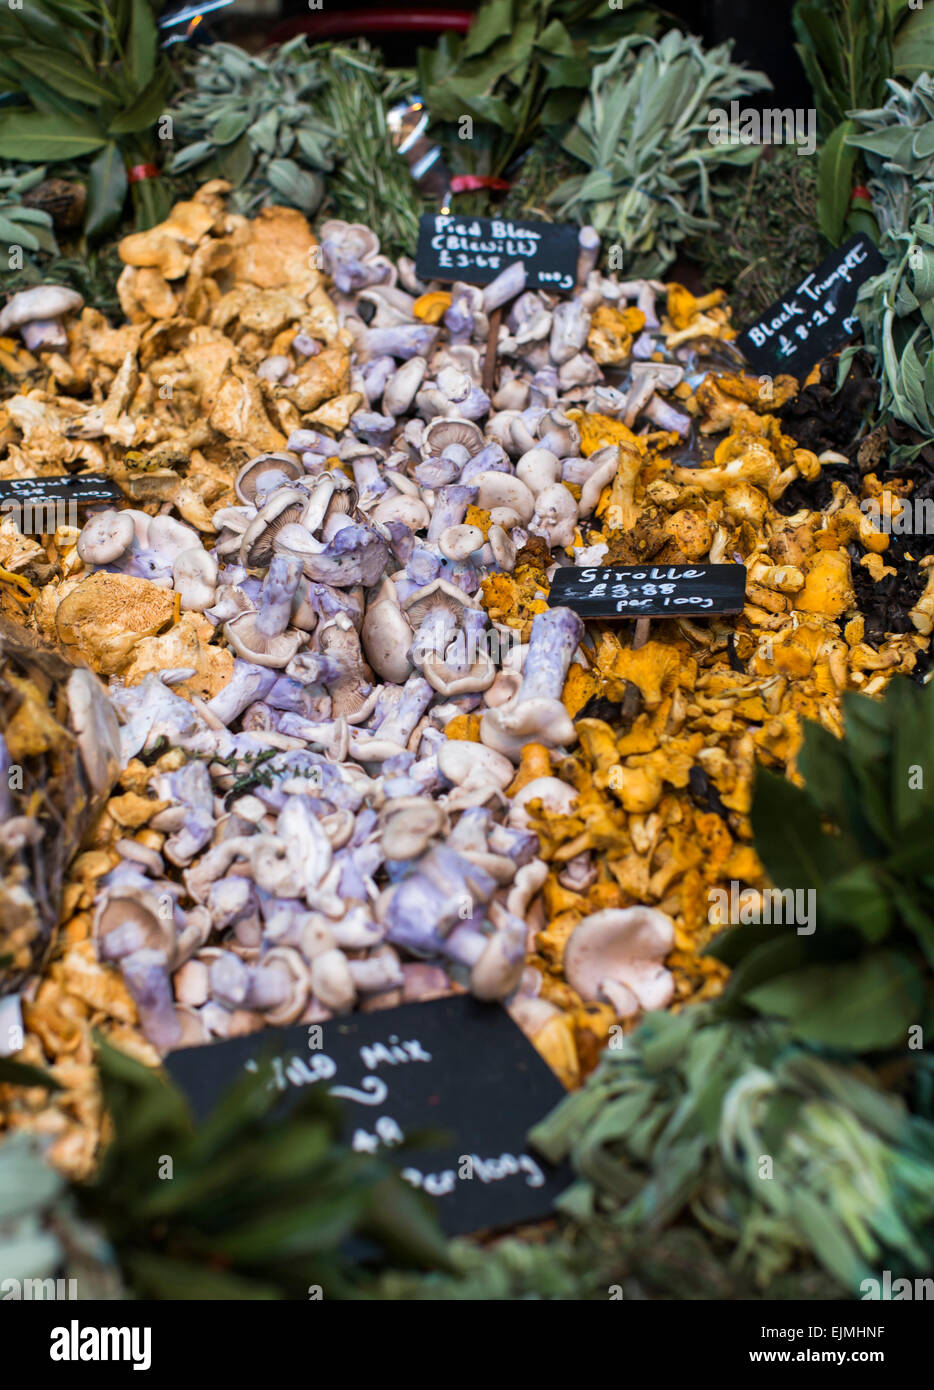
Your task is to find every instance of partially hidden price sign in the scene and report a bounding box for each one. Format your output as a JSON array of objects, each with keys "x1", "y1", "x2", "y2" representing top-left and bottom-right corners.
[
  {"x1": 0, "y1": 474, "x2": 124, "y2": 527},
  {"x1": 165, "y1": 995, "x2": 571, "y2": 1237},
  {"x1": 416, "y1": 212, "x2": 579, "y2": 291},
  {"x1": 549, "y1": 563, "x2": 747, "y2": 618},
  {"x1": 735, "y1": 232, "x2": 884, "y2": 378}
]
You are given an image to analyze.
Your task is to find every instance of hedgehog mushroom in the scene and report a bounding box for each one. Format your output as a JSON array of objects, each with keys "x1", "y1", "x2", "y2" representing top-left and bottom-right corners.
[{"x1": 563, "y1": 906, "x2": 675, "y2": 1017}]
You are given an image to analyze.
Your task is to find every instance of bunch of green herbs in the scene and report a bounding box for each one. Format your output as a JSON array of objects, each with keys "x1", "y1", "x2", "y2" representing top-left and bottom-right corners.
[
  {"x1": 166, "y1": 38, "x2": 334, "y2": 217},
  {"x1": 710, "y1": 676, "x2": 934, "y2": 1052},
  {"x1": 0, "y1": 166, "x2": 58, "y2": 265},
  {"x1": 0, "y1": 0, "x2": 173, "y2": 238},
  {"x1": 685, "y1": 146, "x2": 824, "y2": 326},
  {"x1": 551, "y1": 30, "x2": 770, "y2": 278},
  {"x1": 793, "y1": 0, "x2": 895, "y2": 245},
  {"x1": 530, "y1": 1006, "x2": 934, "y2": 1293},
  {"x1": 417, "y1": 0, "x2": 655, "y2": 215},
  {"x1": 838, "y1": 74, "x2": 934, "y2": 454}
]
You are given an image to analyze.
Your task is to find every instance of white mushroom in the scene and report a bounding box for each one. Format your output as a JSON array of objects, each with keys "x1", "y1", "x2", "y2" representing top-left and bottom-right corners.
[
  {"x1": 563, "y1": 907, "x2": 675, "y2": 1017},
  {"x1": 173, "y1": 547, "x2": 218, "y2": 612}
]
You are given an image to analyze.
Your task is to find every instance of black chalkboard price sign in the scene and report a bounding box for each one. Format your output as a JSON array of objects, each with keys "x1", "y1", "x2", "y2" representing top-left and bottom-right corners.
[
  {"x1": 415, "y1": 212, "x2": 580, "y2": 291},
  {"x1": 165, "y1": 995, "x2": 570, "y2": 1238},
  {"x1": 0, "y1": 473, "x2": 124, "y2": 530},
  {"x1": 735, "y1": 233, "x2": 885, "y2": 379},
  {"x1": 549, "y1": 563, "x2": 747, "y2": 618}
]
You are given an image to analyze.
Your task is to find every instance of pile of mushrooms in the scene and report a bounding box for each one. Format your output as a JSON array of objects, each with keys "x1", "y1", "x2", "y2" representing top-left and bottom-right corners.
[{"x1": 2, "y1": 186, "x2": 930, "y2": 1110}]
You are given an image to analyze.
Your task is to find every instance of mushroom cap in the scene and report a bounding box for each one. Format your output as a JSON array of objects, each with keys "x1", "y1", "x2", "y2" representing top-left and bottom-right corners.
[
  {"x1": 257, "y1": 946, "x2": 310, "y2": 1026},
  {"x1": 0, "y1": 284, "x2": 83, "y2": 332},
  {"x1": 174, "y1": 1005, "x2": 209, "y2": 1045},
  {"x1": 172, "y1": 546, "x2": 218, "y2": 612},
  {"x1": 563, "y1": 906, "x2": 675, "y2": 1016},
  {"x1": 402, "y1": 576, "x2": 481, "y2": 629},
  {"x1": 480, "y1": 697, "x2": 578, "y2": 761},
  {"x1": 422, "y1": 651, "x2": 496, "y2": 696},
  {"x1": 77, "y1": 509, "x2": 135, "y2": 565},
  {"x1": 271, "y1": 522, "x2": 326, "y2": 564},
  {"x1": 360, "y1": 597, "x2": 413, "y2": 683},
  {"x1": 380, "y1": 797, "x2": 446, "y2": 860},
  {"x1": 473, "y1": 471, "x2": 535, "y2": 524},
  {"x1": 438, "y1": 739, "x2": 513, "y2": 790},
  {"x1": 94, "y1": 890, "x2": 175, "y2": 961},
  {"x1": 530, "y1": 483, "x2": 579, "y2": 549},
  {"x1": 235, "y1": 452, "x2": 303, "y2": 505},
  {"x1": 320, "y1": 219, "x2": 380, "y2": 263},
  {"x1": 239, "y1": 488, "x2": 309, "y2": 568},
  {"x1": 516, "y1": 447, "x2": 561, "y2": 496},
  {"x1": 66, "y1": 667, "x2": 121, "y2": 796},
  {"x1": 483, "y1": 668, "x2": 522, "y2": 707},
  {"x1": 383, "y1": 356, "x2": 428, "y2": 417},
  {"x1": 487, "y1": 523, "x2": 517, "y2": 572},
  {"x1": 371, "y1": 492, "x2": 431, "y2": 531},
  {"x1": 147, "y1": 513, "x2": 202, "y2": 561},
  {"x1": 506, "y1": 775, "x2": 578, "y2": 828},
  {"x1": 423, "y1": 416, "x2": 484, "y2": 458},
  {"x1": 438, "y1": 523, "x2": 484, "y2": 562},
  {"x1": 224, "y1": 611, "x2": 304, "y2": 668},
  {"x1": 309, "y1": 947, "x2": 356, "y2": 1013}
]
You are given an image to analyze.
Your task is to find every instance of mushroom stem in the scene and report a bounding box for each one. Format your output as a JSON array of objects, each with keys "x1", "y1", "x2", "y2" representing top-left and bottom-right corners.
[
  {"x1": 482, "y1": 261, "x2": 527, "y2": 314},
  {"x1": 256, "y1": 557, "x2": 302, "y2": 637},
  {"x1": 120, "y1": 949, "x2": 181, "y2": 1049},
  {"x1": 575, "y1": 225, "x2": 601, "y2": 287},
  {"x1": 517, "y1": 607, "x2": 584, "y2": 703},
  {"x1": 444, "y1": 607, "x2": 488, "y2": 675},
  {"x1": 427, "y1": 484, "x2": 475, "y2": 544},
  {"x1": 22, "y1": 318, "x2": 68, "y2": 352},
  {"x1": 376, "y1": 674, "x2": 434, "y2": 746},
  {"x1": 247, "y1": 962, "x2": 293, "y2": 1010},
  {"x1": 643, "y1": 395, "x2": 691, "y2": 436},
  {"x1": 410, "y1": 604, "x2": 459, "y2": 663}
]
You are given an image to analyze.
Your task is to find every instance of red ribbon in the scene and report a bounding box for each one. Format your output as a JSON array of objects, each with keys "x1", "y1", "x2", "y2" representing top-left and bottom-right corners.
[
  {"x1": 127, "y1": 164, "x2": 159, "y2": 184},
  {"x1": 449, "y1": 175, "x2": 511, "y2": 193}
]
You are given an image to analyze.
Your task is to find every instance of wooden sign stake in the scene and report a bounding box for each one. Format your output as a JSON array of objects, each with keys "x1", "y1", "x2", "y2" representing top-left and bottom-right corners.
[
  {"x1": 482, "y1": 305, "x2": 503, "y2": 396},
  {"x1": 621, "y1": 616, "x2": 650, "y2": 720}
]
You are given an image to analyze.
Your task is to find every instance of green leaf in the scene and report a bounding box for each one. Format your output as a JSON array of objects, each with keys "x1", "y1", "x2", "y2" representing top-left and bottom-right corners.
[
  {"x1": 12, "y1": 46, "x2": 111, "y2": 107},
  {"x1": 0, "y1": 213, "x2": 40, "y2": 251},
  {"x1": 265, "y1": 158, "x2": 324, "y2": 214},
  {"x1": 248, "y1": 108, "x2": 279, "y2": 155},
  {"x1": 750, "y1": 767, "x2": 853, "y2": 893},
  {"x1": 124, "y1": 1250, "x2": 280, "y2": 1300},
  {"x1": 0, "y1": 1057, "x2": 62, "y2": 1090},
  {"x1": 718, "y1": 931, "x2": 827, "y2": 1006},
  {"x1": 893, "y1": 4, "x2": 934, "y2": 81},
  {"x1": 745, "y1": 952, "x2": 922, "y2": 1050},
  {"x1": 212, "y1": 109, "x2": 251, "y2": 146},
  {"x1": 797, "y1": 718, "x2": 878, "y2": 854},
  {"x1": 214, "y1": 132, "x2": 253, "y2": 187},
  {"x1": 817, "y1": 121, "x2": 858, "y2": 246},
  {"x1": 460, "y1": 0, "x2": 511, "y2": 58},
  {"x1": 361, "y1": 1175, "x2": 456, "y2": 1270},
  {"x1": 819, "y1": 864, "x2": 893, "y2": 942},
  {"x1": 84, "y1": 140, "x2": 128, "y2": 240},
  {"x1": 167, "y1": 139, "x2": 214, "y2": 174},
  {"x1": 126, "y1": 0, "x2": 157, "y2": 92},
  {"x1": 109, "y1": 70, "x2": 170, "y2": 134},
  {"x1": 788, "y1": 1187, "x2": 872, "y2": 1290},
  {"x1": 0, "y1": 108, "x2": 106, "y2": 161}
]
